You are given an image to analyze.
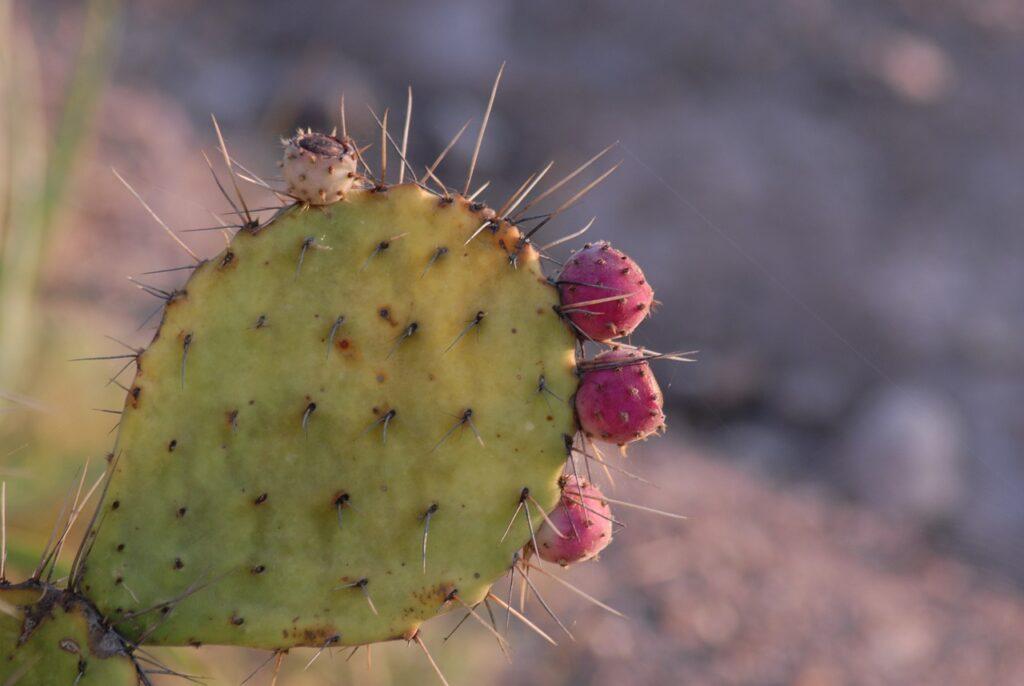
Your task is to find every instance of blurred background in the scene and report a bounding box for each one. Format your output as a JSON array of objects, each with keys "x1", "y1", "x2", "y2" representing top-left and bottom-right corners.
[{"x1": 3, "y1": 0, "x2": 1024, "y2": 683}]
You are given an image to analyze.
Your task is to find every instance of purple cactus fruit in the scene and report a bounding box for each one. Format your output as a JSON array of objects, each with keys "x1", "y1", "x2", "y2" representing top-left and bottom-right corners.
[
  {"x1": 576, "y1": 348, "x2": 665, "y2": 445},
  {"x1": 557, "y1": 242, "x2": 654, "y2": 341},
  {"x1": 534, "y1": 476, "x2": 613, "y2": 566}
]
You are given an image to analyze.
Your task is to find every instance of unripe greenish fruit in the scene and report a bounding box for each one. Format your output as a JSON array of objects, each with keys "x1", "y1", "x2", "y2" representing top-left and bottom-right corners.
[{"x1": 281, "y1": 129, "x2": 358, "y2": 205}]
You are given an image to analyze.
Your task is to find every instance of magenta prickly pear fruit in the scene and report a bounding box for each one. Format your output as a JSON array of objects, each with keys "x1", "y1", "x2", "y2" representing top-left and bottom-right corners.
[
  {"x1": 281, "y1": 128, "x2": 358, "y2": 204},
  {"x1": 557, "y1": 241, "x2": 654, "y2": 341},
  {"x1": 576, "y1": 348, "x2": 665, "y2": 445},
  {"x1": 534, "y1": 476, "x2": 613, "y2": 566}
]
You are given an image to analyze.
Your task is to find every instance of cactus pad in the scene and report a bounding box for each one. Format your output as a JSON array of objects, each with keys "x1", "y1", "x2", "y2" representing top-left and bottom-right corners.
[
  {"x1": 79, "y1": 184, "x2": 578, "y2": 649},
  {"x1": 0, "y1": 583, "x2": 136, "y2": 685}
]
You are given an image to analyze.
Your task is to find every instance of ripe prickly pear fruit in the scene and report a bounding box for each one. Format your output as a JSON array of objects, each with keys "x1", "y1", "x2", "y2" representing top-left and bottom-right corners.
[
  {"x1": 533, "y1": 476, "x2": 613, "y2": 566},
  {"x1": 576, "y1": 348, "x2": 665, "y2": 445},
  {"x1": 80, "y1": 183, "x2": 578, "y2": 649},
  {"x1": 557, "y1": 241, "x2": 654, "y2": 341},
  {"x1": 0, "y1": 583, "x2": 137, "y2": 685},
  {"x1": 281, "y1": 129, "x2": 358, "y2": 205}
]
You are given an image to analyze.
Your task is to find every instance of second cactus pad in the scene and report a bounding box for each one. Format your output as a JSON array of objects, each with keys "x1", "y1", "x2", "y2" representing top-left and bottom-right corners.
[
  {"x1": 0, "y1": 584, "x2": 137, "y2": 685},
  {"x1": 79, "y1": 185, "x2": 578, "y2": 648}
]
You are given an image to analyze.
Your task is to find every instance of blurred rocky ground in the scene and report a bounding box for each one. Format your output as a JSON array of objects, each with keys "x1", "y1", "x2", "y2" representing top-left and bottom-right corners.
[{"x1": 23, "y1": 0, "x2": 1024, "y2": 612}]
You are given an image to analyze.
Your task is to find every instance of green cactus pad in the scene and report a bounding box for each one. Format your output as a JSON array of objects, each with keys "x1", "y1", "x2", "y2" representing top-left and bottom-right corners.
[
  {"x1": 0, "y1": 583, "x2": 136, "y2": 685},
  {"x1": 79, "y1": 184, "x2": 578, "y2": 649}
]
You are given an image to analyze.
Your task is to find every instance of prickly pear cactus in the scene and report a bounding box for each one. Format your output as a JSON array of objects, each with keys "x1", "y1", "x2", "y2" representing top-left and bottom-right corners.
[
  {"x1": 2, "y1": 70, "x2": 686, "y2": 684},
  {"x1": 0, "y1": 583, "x2": 136, "y2": 685},
  {"x1": 78, "y1": 185, "x2": 578, "y2": 648}
]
